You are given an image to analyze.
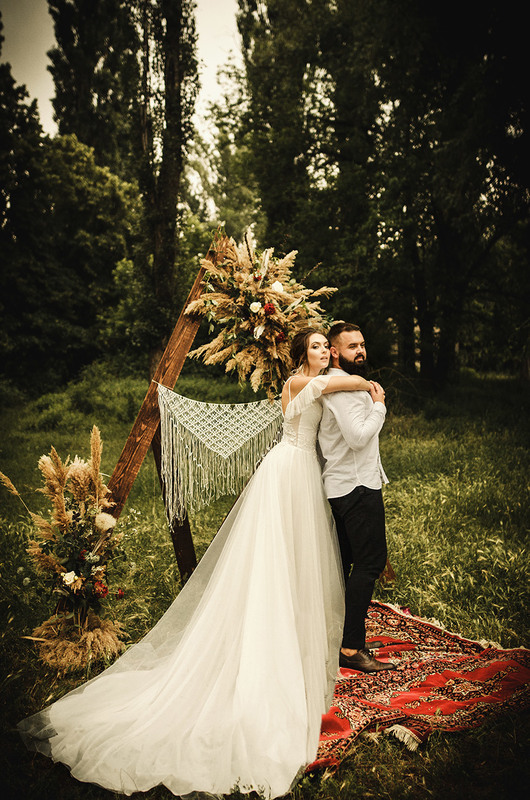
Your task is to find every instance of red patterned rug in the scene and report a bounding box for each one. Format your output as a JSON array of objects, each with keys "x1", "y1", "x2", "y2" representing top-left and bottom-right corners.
[{"x1": 311, "y1": 601, "x2": 530, "y2": 769}]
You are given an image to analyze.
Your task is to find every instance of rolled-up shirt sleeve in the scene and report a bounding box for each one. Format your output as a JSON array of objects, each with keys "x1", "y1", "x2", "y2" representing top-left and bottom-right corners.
[{"x1": 326, "y1": 392, "x2": 386, "y2": 451}]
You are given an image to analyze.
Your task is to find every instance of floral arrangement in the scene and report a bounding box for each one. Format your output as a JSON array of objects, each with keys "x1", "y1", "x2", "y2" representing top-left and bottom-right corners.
[
  {"x1": 0, "y1": 426, "x2": 126, "y2": 672},
  {"x1": 186, "y1": 231, "x2": 337, "y2": 398}
]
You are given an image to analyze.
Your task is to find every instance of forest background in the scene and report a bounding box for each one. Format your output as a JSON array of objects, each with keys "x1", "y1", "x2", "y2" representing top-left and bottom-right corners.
[
  {"x1": 1, "y1": 0, "x2": 528, "y2": 391},
  {"x1": 0, "y1": 2, "x2": 528, "y2": 800}
]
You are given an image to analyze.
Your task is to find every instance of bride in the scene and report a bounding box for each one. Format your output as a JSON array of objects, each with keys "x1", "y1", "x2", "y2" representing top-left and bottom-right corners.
[{"x1": 19, "y1": 327, "x2": 373, "y2": 799}]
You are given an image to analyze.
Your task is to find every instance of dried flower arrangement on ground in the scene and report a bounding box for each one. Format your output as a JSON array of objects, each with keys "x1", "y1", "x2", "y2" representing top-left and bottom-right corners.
[
  {"x1": 186, "y1": 232, "x2": 336, "y2": 398},
  {"x1": 0, "y1": 427, "x2": 126, "y2": 672}
]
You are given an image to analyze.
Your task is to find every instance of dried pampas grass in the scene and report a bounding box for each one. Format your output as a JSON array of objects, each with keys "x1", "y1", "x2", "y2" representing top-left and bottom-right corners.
[
  {"x1": 27, "y1": 541, "x2": 64, "y2": 574},
  {"x1": 186, "y1": 231, "x2": 336, "y2": 399},
  {"x1": 0, "y1": 427, "x2": 125, "y2": 672},
  {"x1": 31, "y1": 612, "x2": 126, "y2": 673}
]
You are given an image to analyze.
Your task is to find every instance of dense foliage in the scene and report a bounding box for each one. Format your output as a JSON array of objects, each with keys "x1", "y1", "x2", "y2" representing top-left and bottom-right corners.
[
  {"x1": 0, "y1": 2, "x2": 203, "y2": 392},
  {"x1": 1, "y1": 2, "x2": 528, "y2": 393},
  {"x1": 47, "y1": 0, "x2": 141, "y2": 178},
  {"x1": 0, "y1": 55, "x2": 137, "y2": 390},
  {"x1": 236, "y1": 0, "x2": 529, "y2": 383},
  {"x1": 46, "y1": 0, "x2": 201, "y2": 373}
]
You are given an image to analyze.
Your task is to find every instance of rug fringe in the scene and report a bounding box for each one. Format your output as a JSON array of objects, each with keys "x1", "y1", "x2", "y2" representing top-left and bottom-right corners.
[
  {"x1": 385, "y1": 724, "x2": 421, "y2": 751},
  {"x1": 478, "y1": 638, "x2": 505, "y2": 649}
]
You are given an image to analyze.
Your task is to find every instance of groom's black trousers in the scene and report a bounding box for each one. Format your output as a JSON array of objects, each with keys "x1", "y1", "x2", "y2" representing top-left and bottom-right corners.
[{"x1": 329, "y1": 486, "x2": 387, "y2": 651}]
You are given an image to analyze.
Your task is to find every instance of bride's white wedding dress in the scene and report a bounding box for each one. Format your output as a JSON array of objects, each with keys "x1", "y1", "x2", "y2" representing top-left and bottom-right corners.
[{"x1": 18, "y1": 376, "x2": 344, "y2": 798}]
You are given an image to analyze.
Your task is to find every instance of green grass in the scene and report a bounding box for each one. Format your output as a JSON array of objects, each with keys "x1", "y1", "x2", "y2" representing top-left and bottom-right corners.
[{"x1": 0, "y1": 366, "x2": 528, "y2": 799}]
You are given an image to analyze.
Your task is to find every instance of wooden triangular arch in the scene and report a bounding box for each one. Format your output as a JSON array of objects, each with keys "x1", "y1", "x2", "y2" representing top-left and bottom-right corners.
[{"x1": 106, "y1": 238, "x2": 227, "y2": 580}]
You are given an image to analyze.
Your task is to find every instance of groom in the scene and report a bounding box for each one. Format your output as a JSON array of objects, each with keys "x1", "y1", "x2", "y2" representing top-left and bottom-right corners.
[{"x1": 318, "y1": 322, "x2": 395, "y2": 673}]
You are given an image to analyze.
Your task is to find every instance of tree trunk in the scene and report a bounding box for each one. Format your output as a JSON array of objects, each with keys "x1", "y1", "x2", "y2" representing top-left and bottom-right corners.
[
  {"x1": 434, "y1": 300, "x2": 465, "y2": 387},
  {"x1": 138, "y1": 0, "x2": 197, "y2": 371},
  {"x1": 152, "y1": 0, "x2": 184, "y2": 311},
  {"x1": 410, "y1": 238, "x2": 435, "y2": 383},
  {"x1": 418, "y1": 320, "x2": 435, "y2": 384},
  {"x1": 397, "y1": 299, "x2": 416, "y2": 376}
]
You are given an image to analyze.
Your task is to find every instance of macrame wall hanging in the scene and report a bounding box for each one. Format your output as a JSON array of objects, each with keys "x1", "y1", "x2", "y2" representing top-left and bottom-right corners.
[{"x1": 158, "y1": 385, "x2": 283, "y2": 522}]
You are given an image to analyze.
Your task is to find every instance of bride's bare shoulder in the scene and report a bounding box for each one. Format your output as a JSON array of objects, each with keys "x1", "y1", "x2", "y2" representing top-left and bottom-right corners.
[
  {"x1": 281, "y1": 375, "x2": 312, "y2": 412},
  {"x1": 285, "y1": 375, "x2": 312, "y2": 393}
]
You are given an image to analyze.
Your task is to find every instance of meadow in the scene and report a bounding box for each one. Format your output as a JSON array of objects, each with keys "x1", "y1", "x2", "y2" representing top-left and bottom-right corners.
[{"x1": 0, "y1": 364, "x2": 528, "y2": 800}]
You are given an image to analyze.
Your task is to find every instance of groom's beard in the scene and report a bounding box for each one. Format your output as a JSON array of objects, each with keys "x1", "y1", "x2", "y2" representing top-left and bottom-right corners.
[{"x1": 338, "y1": 353, "x2": 368, "y2": 377}]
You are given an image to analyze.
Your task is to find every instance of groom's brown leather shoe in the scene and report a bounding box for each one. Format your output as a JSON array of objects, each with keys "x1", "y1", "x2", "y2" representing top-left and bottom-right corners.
[{"x1": 339, "y1": 648, "x2": 396, "y2": 672}]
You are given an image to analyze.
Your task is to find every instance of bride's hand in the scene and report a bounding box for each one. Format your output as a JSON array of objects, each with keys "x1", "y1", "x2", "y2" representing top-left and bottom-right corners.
[{"x1": 369, "y1": 381, "x2": 386, "y2": 405}]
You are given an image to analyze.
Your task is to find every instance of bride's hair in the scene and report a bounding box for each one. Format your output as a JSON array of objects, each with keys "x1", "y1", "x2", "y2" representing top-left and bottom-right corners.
[{"x1": 290, "y1": 327, "x2": 327, "y2": 371}]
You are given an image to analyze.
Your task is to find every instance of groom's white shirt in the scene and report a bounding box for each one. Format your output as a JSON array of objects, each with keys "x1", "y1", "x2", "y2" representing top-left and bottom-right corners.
[{"x1": 318, "y1": 367, "x2": 388, "y2": 499}]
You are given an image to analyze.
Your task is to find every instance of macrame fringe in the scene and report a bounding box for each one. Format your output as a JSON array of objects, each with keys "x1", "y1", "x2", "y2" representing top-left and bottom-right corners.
[{"x1": 158, "y1": 385, "x2": 283, "y2": 522}]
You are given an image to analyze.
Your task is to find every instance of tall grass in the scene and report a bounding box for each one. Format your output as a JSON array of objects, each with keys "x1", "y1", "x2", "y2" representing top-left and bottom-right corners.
[{"x1": 0, "y1": 366, "x2": 528, "y2": 799}]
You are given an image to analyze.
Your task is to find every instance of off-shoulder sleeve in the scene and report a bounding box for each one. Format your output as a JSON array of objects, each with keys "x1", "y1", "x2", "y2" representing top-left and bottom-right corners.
[{"x1": 284, "y1": 375, "x2": 331, "y2": 421}]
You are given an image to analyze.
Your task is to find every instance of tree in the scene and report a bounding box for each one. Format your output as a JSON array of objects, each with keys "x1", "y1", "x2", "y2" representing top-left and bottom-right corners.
[
  {"x1": 197, "y1": 61, "x2": 266, "y2": 244},
  {"x1": 233, "y1": 0, "x2": 529, "y2": 383},
  {"x1": 0, "y1": 19, "x2": 45, "y2": 389},
  {"x1": 0, "y1": 21, "x2": 43, "y2": 264},
  {"x1": 237, "y1": 0, "x2": 317, "y2": 252},
  {"x1": 47, "y1": 0, "x2": 141, "y2": 177},
  {"x1": 130, "y1": 0, "x2": 199, "y2": 372},
  {"x1": 368, "y1": 0, "x2": 529, "y2": 383},
  {"x1": 235, "y1": 1, "x2": 392, "y2": 362},
  {"x1": 0, "y1": 130, "x2": 138, "y2": 392},
  {"x1": 47, "y1": 1, "x2": 200, "y2": 373},
  {"x1": 1, "y1": 13, "x2": 140, "y2": 391}
]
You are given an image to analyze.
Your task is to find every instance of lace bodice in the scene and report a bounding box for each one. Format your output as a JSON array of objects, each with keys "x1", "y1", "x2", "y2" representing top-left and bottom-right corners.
[{"x1": 281, "y1": 375, "x2": 329, "y2": 453}]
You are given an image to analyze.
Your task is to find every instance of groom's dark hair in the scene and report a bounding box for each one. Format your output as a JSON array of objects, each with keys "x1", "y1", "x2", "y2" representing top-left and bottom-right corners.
[{"x1": 327, "y1": 322, "x2": 361, "y2": 345}]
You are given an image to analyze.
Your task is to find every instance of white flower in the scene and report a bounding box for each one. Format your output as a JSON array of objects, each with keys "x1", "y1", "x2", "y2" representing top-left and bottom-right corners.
[
  {"x1": 253, "y1": 324, "x2": 265, "y2": 339},
  {"x1": 62, "y1": 571, "x2": 78, "y2": 586},
  {"x1": 249, "y1": 301, "x2": 262, "y2": 313},
  {"x1": 271, "y1": 281, "x2": 283, "y2": 292},
  {"x1": 22, "y1": 577, "x2": 31, "y2": 587},
  {"x1": 95, "y1": 512, "x2": 117, "y2": 533}
]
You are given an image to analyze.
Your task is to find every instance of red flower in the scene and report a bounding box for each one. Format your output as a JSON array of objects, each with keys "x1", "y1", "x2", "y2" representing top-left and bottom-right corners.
[
  {"x1": 275, "y1": 331, "x2": 286, "y2": 342},
  {"x1": 253, "y1": 274, "x2": 261, "y2": 281},
  {"x1": 264, "y1": 303, "x2": 275, "y2": 315},
  {"x1": 78, "y1": 549, "x2": 88, "y2": 561},
  {"x1": 116, "y1": 588, "x2": 125, "y2": 599},
  {"x1": 94, "y1": 580, "x2": 109, "y2": 598}
]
